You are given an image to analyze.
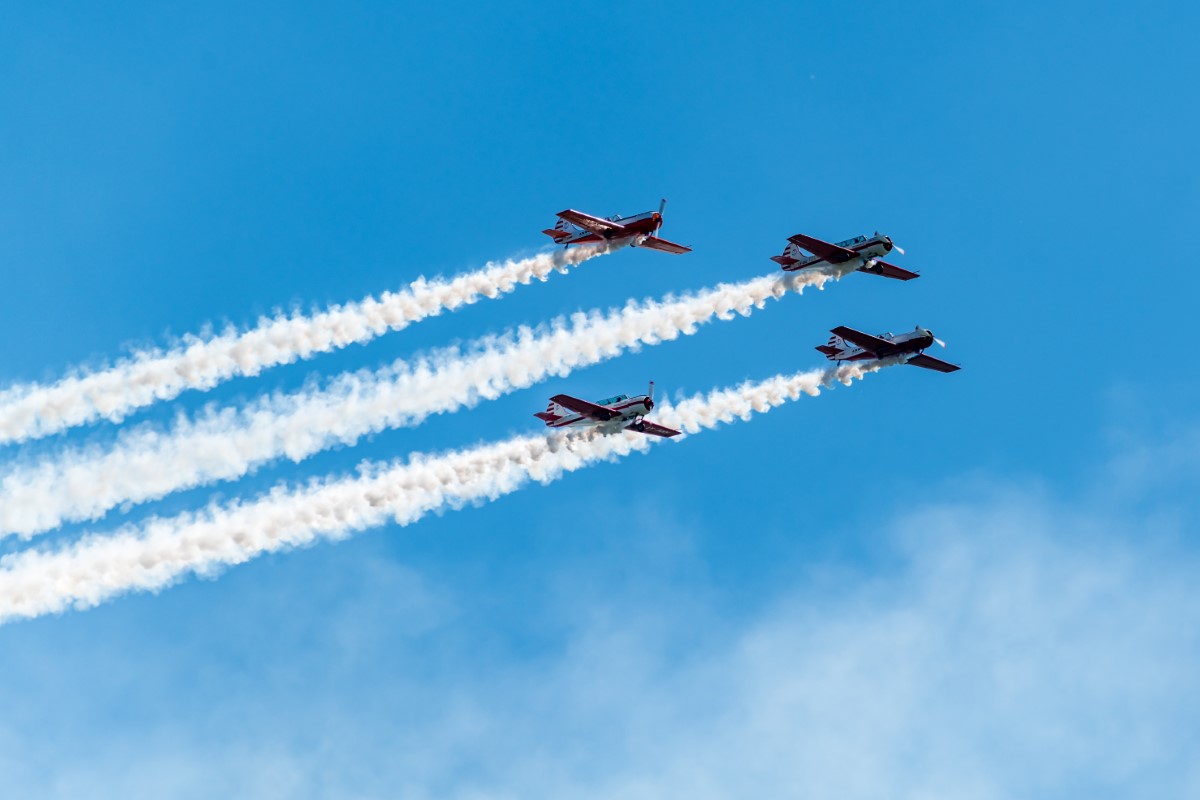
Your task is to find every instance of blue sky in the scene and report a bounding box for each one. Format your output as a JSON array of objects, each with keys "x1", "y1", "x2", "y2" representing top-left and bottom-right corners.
[{"x1": 2, "y1": 2, "x2": 1199, "y2": 797}]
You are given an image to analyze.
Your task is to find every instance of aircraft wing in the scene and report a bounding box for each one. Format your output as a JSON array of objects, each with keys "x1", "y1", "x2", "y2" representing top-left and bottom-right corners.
[
  {"x1": 906, "y1": 354, "x2": 961, "y2": 373},
  {"x1": 550, "y1": 394, "x2": 620, "y2": 421},
  {"x1": 830, "y1": 326, "x2": 894, "y2": 356},
  {"x1": 787, "y1": 233, "x2": 857, "y2": 264},
  {"x1": 556, "y1": 209, "x2": 628, "y2": 237},
  {"x1": 627, "y1": 420, "x2": 682, "y2": 438},
  {"x1": 870, "y1": 260, "x2": 920, "y2": 281},
  {"x1": 637, "y1": 235, "x2": 692, "y2": 254}
]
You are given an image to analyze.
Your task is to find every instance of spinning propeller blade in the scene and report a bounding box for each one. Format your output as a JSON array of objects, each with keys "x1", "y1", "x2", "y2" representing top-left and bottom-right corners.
[{"x1": 920, "y1": 327, "x2": 946, "y2": 348}]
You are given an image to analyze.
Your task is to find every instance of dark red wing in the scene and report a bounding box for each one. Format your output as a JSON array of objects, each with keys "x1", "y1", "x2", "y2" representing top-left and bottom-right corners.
[
  {"x1": 637, "y1": 235, "x2": 691, "y2": 254},
  {"x1": 787, "y1": 233, "x2": 857, "y2": 264},
  {"x1": 556, "y1": 210, "x2": 627, "y2": 237},
  {"x1": 830, "y1": 326, "x2": 893, "y2": 355},
  {"x1": 906, "y1": 354, "x2": 961, "y2": 373},
  {"x1": 869, "y1": 260, "x2": 920, "y2": 281},
  {"x1": 549, "y1": 394, "x2": 620, "y2": 421},
  {"x1": 627, "y1": 420, "x2": 682, "y2": 438}
]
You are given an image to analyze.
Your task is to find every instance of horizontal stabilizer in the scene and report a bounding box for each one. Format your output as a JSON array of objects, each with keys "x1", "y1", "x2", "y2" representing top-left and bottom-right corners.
[
  {"x1": 770, "y1": 254, "x2": 799, "y2": 267},
  {"x1": 542, "y1": 228, "x2": 570, "y2": 241},
  {"x1": 533, "y1": 411, "x2": 560, "y2": 422},
  {"x1": 815, "y1": 344, "x2": 840, "y2": 357}
]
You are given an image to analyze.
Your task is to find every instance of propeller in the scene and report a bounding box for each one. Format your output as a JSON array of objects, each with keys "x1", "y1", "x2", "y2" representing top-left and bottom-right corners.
[
  {"x1": 917, "y1": 326, "x2": 946, "y2": 348},
  {"x1": 892, "y1": 243, "x2": 906, "y2": 255},
  {"x1": 657, "y1": 198, "x2": 667, "y2": 233},
  {"x1": 647, "y1": 380, "x2": 656, "y2": 409}
]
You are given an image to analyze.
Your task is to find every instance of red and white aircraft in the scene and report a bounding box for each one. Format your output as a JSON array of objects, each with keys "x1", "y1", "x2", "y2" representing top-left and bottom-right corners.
[
  {"x1": 772, "y1": 232, "x2": 920, "y2": 281},
  {"x1": 542, "y1": 199, "x2": 691, "y2": 255},
  {"x1": 534, "y1": 382, "x2": 681, "y2": 437},
  {"x1": 816, "y1": 325, "x2": 961, "y2": 373}
]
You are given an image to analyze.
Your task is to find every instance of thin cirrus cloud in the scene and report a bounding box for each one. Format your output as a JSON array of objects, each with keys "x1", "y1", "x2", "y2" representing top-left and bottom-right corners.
[{"x1": 0, "y1": 430, "x2": 1196, "y2": 799}]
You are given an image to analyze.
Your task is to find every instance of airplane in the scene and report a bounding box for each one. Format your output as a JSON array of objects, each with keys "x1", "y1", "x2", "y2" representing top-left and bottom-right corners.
[
  {"x1": 815, "y1": 325, "x2": 961, "y2": 373},
  {"x1": 533, "y1": 381, "x2": 682, "y2": 437},
  {"x1": 771, "y1": 232, "x2": 920, "y2": 281},
  {"x1": 542, "y1": 199, "x2": 692, "y2": 254}
]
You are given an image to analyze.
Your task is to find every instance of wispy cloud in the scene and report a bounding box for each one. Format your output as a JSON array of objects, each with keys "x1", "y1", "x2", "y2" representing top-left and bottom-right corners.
[{"x1": 2, "y1": 425, "x2": 1197, "y2": 800}]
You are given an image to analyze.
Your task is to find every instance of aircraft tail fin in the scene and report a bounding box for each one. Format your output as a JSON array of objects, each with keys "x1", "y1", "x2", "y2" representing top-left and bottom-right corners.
[
  {"x1": 814, "y1": 334, "x2": 846, "y2": 359},
  {"x1": 772, "y1": 242, "x2": 805, "y2": 269},
  {"x1": 534, "y1": 400, "x2": 568, "y2": 424},
  {"x1": 542, "y1": 218, "x2": 574, "y2": 242}
]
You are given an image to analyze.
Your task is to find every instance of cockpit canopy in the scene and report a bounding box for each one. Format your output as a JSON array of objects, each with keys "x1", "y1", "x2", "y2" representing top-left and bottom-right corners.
[
  {"x1": 594, "y1": 394, "x2": 629, "y2": 406},
  {"x1": 834, "y1": 235, "x2": 868, "y2": 248}
]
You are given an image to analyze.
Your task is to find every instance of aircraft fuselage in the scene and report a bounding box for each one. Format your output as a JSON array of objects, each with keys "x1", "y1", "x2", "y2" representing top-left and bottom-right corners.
[
  {"x1": 546, "y1": 394, "x2": 655, "y2": 430},
  {"x1": 780, "y1": 233, "x2": 894, "y2": 273},
  {"x1": 828, "y1": 330, "x2": 935, "y2": 362},
  {"x1": 556, "y1": 212, "x2": 662, "y2": 246}
]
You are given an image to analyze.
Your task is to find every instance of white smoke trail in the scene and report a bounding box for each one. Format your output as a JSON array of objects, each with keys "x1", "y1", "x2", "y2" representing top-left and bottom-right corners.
[
  {"x1": 0, "y1": 266, "x2": 851, "y2": 538},
  {"x1": 0, "y1": 360, "x2": 895, "y2": 624},
  {"x1": 0, "y1": 243, "x2": 616, "y2": 446}
]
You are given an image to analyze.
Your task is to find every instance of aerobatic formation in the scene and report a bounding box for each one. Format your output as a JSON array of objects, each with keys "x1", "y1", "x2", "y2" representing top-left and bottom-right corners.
[
  {"x1": 534, "y1": 201, "x2": 958, "y2": 438},
  {"x1": 0, "y1": 199, "x2": 959, "y2": 622}
]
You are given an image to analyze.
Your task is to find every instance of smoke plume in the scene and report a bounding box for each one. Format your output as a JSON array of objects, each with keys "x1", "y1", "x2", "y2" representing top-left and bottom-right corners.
[
  {"x1": 0, "y1": 267, "x2": 850, "y2": 538},
  {"x1": 0, "y1": 360, "x2": 894, "y2": 623},
  {"x1": 0, "y1": 243, "x2": 616, "y2": 446}
]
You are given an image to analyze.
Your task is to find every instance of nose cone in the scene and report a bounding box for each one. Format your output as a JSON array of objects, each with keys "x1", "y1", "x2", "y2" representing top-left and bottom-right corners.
[
  {"x1": 882, "y1": 236, "x2": 894, "y2": 253},
  {"x1": 651, "y1": 212, "x2": 663, "y2": 230},
  {"x1": 645, "y1": 397, "x2": 655, "y2": 411}
]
